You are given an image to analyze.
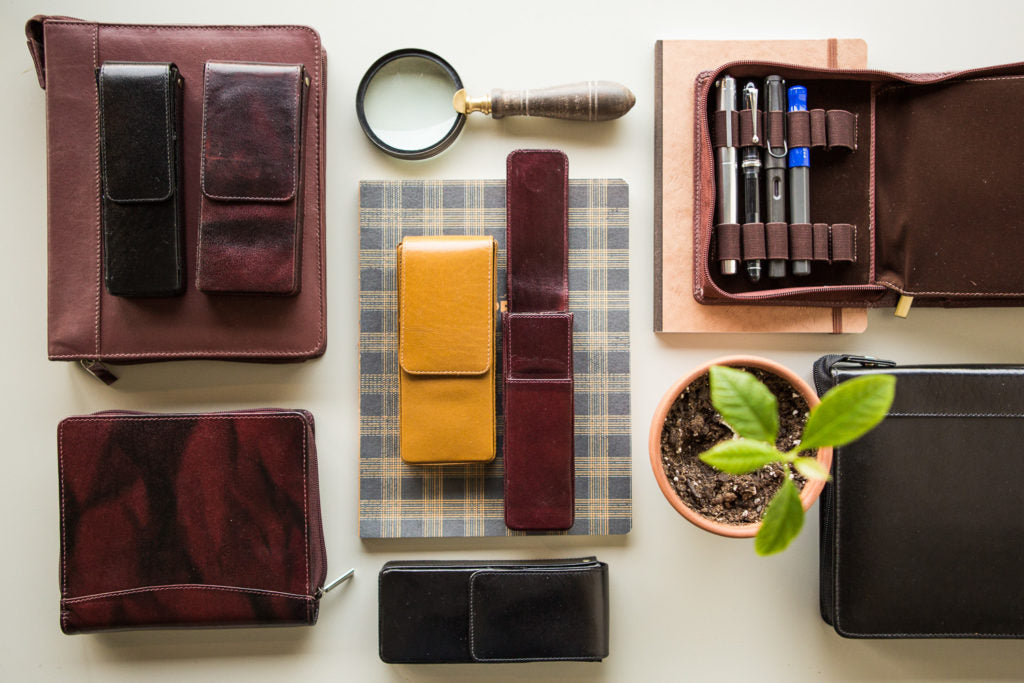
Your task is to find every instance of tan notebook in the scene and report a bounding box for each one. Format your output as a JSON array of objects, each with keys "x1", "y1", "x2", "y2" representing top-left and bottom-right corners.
[{"x1": 654, "y1": 39, "x2": 869, "y2": 334}]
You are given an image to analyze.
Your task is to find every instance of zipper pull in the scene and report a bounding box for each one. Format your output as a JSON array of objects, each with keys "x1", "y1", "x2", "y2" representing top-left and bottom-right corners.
[
  {"x1": 315, "y1": 568, "x2": 355, "y2": 600},
  {"x1": 79, "y1": 359, "x2": 118, "y2": 385},
  {"x1": 832, "y1": 355, "x2": 896, "y2": 369},
  {"x1": 895, "y1": 294, "x2": 914, "y2": 318}
]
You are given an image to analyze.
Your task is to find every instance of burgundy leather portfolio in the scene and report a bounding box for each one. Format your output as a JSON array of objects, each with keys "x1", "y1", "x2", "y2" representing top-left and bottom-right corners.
[{"x1": 26, "y1": 16, "x2": 327, "y2": 375}]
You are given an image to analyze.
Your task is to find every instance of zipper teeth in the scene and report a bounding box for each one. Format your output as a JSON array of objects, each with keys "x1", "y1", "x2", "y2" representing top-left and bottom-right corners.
[
  {"x1": 306, "y1": 420, "x2": 328, "y2": 595},
  {"x1": 694, "y1": 59, "x2": 1004, "y2": 302}
]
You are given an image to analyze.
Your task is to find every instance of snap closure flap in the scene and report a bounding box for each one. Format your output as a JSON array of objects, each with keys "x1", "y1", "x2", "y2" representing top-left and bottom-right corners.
[
  {"x1": 201, "y1": 61, "x2": 303, "y2": 202},
  {"x1": 98, "y1": 62, "x2": 176, "y2": 203},
  {"x1": 398, "y1": 236, "x2": 495, "y2": 375}
]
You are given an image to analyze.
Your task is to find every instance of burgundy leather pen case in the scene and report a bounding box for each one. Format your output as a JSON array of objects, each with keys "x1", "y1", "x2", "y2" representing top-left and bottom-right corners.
[
  {"x1": 25, "y1": 16, "x2": 327, "y2": 372},
  {"x1": 57, "y1": 409, "x2": 327, "y2": 634},
  {"x1": 503, "y1": 150, "x2": 575, "y2": 531}
]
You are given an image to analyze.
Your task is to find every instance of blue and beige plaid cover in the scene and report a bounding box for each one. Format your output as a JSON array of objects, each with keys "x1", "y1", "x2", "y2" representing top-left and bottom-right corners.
[{"x1": 359, "y1": 179, "x2": 631, "y2": 538}]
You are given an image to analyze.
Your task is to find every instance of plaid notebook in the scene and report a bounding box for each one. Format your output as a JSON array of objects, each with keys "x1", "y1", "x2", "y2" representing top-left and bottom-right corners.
[{"x1": 358, "y1": 179, "x2": 631, "y2": 538}]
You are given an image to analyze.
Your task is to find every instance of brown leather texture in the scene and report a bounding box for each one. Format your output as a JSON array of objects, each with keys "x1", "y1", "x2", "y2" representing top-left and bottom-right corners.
[
  {"x1": 29, "y1": 16, "x2": 326, "y2": 362},
  {"x1": 197, "y1": 61, "x2": 306, "y2": 295},
  {"x1": 694, "y1": 60, "x2": 1024, "y2": 308},
  {"x1": 503, "y1": 150, "x2": 575, "y2": 531},
  {"x1": 58, "y1": 410, "x2": 327, "y2": 633}
]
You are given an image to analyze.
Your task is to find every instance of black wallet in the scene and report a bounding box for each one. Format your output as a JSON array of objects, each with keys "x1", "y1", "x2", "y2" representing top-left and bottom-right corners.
[
  {"x1": 378, "y1": 558, "x2": 609, "y2": 663},
  {"x1": 98, "y1": 62, "x2": 184, "y2": 297},
  {"x1": 815, "y1": 355, "x2": 1024, "y2": 638}
]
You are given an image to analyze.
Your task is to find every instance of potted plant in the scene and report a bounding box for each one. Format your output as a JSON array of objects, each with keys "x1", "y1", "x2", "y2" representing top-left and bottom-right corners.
[{"x1": 648, "y1": 355, "x2": 894, "y2": 554}]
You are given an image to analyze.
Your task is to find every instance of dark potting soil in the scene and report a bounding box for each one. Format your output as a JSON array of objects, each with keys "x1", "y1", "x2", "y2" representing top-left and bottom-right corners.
[{"x1": 660, "y1": 367, "x2": 812, "y2": 525}]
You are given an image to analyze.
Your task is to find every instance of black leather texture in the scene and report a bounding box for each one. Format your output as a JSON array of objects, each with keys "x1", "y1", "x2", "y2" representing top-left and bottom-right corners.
[
  {"x1": 378, "y1": 558, "x2": 609, "y2": 663},
  {"x1": 816, "y1": 357, "x2": 1024, "y2": 638},
  {"x1": 98, "y1": 62, "x2": 184, "y2": 296}
]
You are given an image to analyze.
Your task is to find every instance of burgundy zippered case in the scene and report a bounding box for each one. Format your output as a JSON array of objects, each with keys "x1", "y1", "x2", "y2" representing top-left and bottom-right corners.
[
  {"x1": 57, "y1": 409, "x2": 327, "y2": 633},
  {"x1": 693, "y1": 60, "x2": 1024, "y2": 312},
  {"x1": 25, "y1": 16, "x2": 327, "y2": 380}
]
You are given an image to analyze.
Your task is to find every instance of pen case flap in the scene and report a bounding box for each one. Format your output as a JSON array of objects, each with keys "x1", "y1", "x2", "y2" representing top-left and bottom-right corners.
[
  {"x1": 468, "y1": 564, "x2": 609, "y2": 661},
  {"x1": 99, "y1": 62, "x2": 175, "y2": 203},
  {"x1": 874, "y1": 75, "x2": 1024, "y2": 298},
  {"x1": 398, "y1": 236, "x2": 495, "y2": 375},
  {"x1": 818, "y1": 360, "x2": 1024, "y2": 638},
  {"x1": 202, "y1": 62, "x2": 303, "y2": 202},
  {"x1": 58, "y1": 409, "x2": 327, "y2": 633}
]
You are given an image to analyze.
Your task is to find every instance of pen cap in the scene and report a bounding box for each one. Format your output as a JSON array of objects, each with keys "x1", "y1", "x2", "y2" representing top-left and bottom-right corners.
[{"x1": 787, "y1": 85, "x2": 810, "y2": 167}]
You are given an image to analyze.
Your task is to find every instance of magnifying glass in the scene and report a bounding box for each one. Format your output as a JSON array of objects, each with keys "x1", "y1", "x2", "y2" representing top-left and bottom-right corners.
[{"x1": 356, "y1": 48, "x2": 636, "y2": 160}]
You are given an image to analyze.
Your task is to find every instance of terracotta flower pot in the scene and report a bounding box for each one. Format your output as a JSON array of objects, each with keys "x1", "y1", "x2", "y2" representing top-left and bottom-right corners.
[{"x1": 648, "y1": 355, "x2": 833, "y2": 538}]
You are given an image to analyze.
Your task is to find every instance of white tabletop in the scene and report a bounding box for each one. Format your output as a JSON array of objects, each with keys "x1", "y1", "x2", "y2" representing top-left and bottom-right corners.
[{"x1": 3, "y1": 1, "x2": 1024, "y2": 680}]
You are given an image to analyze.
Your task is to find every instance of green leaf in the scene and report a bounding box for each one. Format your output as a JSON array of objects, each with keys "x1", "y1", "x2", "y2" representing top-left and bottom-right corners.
[
  {"x1": 799, "y1": 375, "x2": 896, "y2": 450},
  {"x1": 793, "y1": 457, "x2": 831, "y2": 482},
  {"x1": 755, "y1": 477, "x2": 805, "y2": 556},
  {"x1": 699, "y1": 439, "x2": 782, "y2": 475},
  {"x1": 709, "y1": 366, "x2": 779, "y2": 443}
]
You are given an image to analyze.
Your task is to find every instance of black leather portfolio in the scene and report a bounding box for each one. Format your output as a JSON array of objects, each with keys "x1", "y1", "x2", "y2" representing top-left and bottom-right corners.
[
  {"x1": 378, "y1": 558, "x2": 609, "y2": 663},
  {"x1": 815, "y1": 355, "x2": 1024, "y2": 638}
]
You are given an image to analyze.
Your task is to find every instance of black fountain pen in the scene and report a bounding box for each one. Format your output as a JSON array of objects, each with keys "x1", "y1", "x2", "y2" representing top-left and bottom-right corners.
[{"x1": 740, "y1": 82, "x2": 762, "y2": 282}]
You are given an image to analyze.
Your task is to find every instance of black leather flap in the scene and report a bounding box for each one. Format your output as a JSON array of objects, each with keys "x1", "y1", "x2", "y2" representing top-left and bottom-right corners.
[
  {"x1": 98, "y1": 62, "x2": 177, "y2": 203},
  {"x1": 468, "y1": 564, "x2": 608, "y2": 662},
  {"x1": 823, "y1": 363, "x2": 1024, "y2": 638}
]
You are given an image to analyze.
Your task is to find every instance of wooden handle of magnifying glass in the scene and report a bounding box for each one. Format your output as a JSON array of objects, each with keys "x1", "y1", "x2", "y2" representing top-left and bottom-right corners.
[{"x1": 486, "y1": 81, "x2": 635, "y2": 121}]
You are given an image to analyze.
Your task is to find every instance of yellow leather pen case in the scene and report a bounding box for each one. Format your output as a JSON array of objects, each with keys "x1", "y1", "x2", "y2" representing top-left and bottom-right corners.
[{"x1": 397, "y1": 236, "x2": 497, "y2": 464}]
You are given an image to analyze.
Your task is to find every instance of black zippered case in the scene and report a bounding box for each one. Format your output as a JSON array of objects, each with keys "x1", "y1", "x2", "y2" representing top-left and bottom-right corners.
[{"x1": 814, "y1": 355, "x2": 1024, "y2": 638}]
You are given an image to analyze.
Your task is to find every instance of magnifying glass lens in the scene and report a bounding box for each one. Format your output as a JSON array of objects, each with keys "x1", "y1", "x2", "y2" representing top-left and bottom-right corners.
[{"x1": 362, "y1": 56, "x2": 459, "y2": 153}]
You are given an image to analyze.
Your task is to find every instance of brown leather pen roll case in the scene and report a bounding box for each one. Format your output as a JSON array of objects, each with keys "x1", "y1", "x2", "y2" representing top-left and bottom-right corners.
[{"x1": 693, "y1": 61, "x2": 1024, "y2": 311}]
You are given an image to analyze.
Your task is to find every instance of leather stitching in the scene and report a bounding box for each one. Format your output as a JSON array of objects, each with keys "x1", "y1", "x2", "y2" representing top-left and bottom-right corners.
[
  {"x1": 200, "y1": 62, "x2": 301, "y2": 201},
  {"x1": 61, "y1": 584, "x2": 314, "y2": 604},
  {"x1": 91, "y1": 24, "x2": 101, "y2": 358}
]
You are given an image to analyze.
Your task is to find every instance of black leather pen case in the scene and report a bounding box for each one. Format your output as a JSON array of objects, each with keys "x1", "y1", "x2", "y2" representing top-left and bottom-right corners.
[
  {"x1": 378, "y1": 558, "x2": 609, "y2": 663},
  {"x1": 98, "y1": 62, "x2": 184, "y2": 297},
  {"x1": 815, "y1": 355, "x2": 1024, "y2": 638}
]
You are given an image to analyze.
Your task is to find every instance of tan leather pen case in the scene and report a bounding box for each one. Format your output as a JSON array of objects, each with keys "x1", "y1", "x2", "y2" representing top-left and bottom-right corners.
[{"x1": 397, "y1": 236, "x2": 497, "y2": 464}]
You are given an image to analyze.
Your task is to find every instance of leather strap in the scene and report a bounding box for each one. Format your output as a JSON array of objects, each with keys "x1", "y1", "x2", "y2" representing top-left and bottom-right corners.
[
  {"x1": 715, "y1": 223, "x2": 741, "y2": 261},
  {"x1": 503, "y1": 149, "x2": 574, "y2": 531},
  {"x1": 742, "y1": 222, "x2": 766, "y2": 261},
  {"x1": 813, "y1": 223, "x2": 831, "y2": 261},
  {"x1": 790, "y1": 223, "x2": 813, "y2": 261}
]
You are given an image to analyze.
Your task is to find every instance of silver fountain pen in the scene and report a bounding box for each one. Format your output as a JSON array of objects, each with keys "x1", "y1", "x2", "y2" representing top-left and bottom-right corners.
[
  {"x1": 741, "y1": 82, "x2": 762, "y2": 283},
  {"x1": 714, "y1": 76, "x2": 739, "y2": 276}
]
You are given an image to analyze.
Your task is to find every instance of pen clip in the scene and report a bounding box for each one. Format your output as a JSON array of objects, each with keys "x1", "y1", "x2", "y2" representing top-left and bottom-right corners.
[{"x1": 743, "y1": 82, "x2": 759, "y2": 145}]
